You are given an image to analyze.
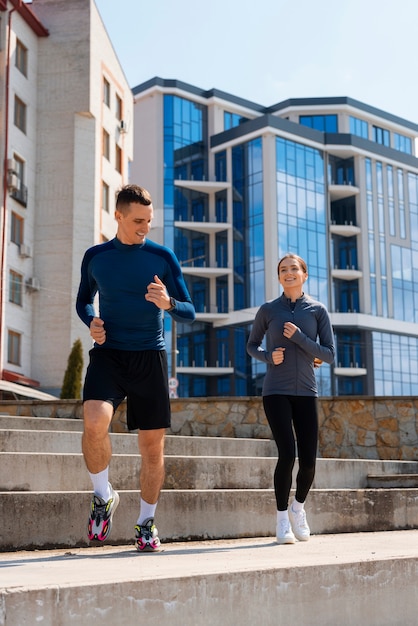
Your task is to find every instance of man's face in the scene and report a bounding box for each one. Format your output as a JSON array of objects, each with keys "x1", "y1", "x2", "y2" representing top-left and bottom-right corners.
[{"x1": 115, "y1": 202, "x2": 153, "y2": 245}]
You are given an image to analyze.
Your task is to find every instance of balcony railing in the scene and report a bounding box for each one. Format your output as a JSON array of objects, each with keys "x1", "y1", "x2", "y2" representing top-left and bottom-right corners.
[{"x1": 10, "y1": 183, "x2": 28, "y2": 207}]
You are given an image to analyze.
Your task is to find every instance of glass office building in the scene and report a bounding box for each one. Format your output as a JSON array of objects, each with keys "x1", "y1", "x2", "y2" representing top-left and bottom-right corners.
[{"x1": 132, "y1": 78, "x2": 418, "y2": 398}]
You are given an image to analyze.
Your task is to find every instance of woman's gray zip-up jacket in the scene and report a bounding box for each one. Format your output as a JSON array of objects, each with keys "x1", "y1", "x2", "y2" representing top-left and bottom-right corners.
[{"x1": 247, "y1": 293, "x2": 335, "y2": 397}]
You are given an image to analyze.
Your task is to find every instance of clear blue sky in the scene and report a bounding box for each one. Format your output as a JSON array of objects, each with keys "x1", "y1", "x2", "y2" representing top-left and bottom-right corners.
[{"x1": 95, "y1": 0, "x2": 418, "y2": 124}]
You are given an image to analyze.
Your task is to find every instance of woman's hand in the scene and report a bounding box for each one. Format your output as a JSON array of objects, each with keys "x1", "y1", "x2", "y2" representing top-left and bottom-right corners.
[
  {"x1": 272, "y1": 347, "x2": 285, "y2": 365},
  {"x1": 283, "y1": 321, "x2": 298, "y2": 338}
]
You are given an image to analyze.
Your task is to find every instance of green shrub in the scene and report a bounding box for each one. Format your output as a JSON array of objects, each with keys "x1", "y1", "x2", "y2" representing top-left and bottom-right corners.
[{"x1": 60, "y1": 338, "x2": 84, "y2": 399}]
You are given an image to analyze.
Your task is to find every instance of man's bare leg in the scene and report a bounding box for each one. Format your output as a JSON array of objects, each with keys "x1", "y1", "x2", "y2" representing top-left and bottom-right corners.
[
  {"x1": 138, "y1": 428, "x2": 166, "y2": 503},
  {"x1": 83, "y1": 400, "x2": 119, "y2": 541},
  {"x1": 82, "y1": 400, "x2": 113, "y2": 473}
]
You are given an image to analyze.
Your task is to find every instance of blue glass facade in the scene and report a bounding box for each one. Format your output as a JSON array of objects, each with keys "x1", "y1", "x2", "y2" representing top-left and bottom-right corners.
[
  {"x1": 276, "y1": 137, "x2": 328, "y2": 304},
  {"x1": 134, "y1": 79, "x2": 418, "y2": 398},
  {"x1": 275, "y1": 137, "x2": 332, "y2": 395},
  {"x1": 373, "y1": 332, "x2": 418, "y2": 395},
  {"x1": 232, "y1": 138, "x2": 264, "y2": 309},
  {"x1": 163, "y1": 94, "x2": 209, "y2": 396}
]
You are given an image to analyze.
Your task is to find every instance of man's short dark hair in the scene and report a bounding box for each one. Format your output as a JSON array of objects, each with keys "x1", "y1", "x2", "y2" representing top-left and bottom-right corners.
[{"x1": 116, "y1": 185, "x2": 152, "y2": 212}]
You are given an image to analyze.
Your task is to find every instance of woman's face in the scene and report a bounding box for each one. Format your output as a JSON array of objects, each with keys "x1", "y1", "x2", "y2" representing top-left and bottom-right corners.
[{"x1": 278, "y1": 257, "x2": 307, "y2": 291}]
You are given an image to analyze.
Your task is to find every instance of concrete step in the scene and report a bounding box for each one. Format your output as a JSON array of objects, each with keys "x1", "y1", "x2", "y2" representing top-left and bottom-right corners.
[
  {"x1": 367, "y1": 473, "x2": 418, "y2": 488},
  {"x1": 0, "y1": 414, "x2": 83, "y2": 431},
  {"x1": 1, "y1": 531, "x2": 418, "y2": 626},
  {"x1": 0, "y1": 427, "x2": 276, "y2": 456},
  {"x1": 1, "y1": 487, "x2": 418, "y2": 552},
  {"x1": 2, "y1": 450, "x2": 418, "y2": 492},
  {"x1": 0, "y1": 452, "x2": 276, "y2": 491}
]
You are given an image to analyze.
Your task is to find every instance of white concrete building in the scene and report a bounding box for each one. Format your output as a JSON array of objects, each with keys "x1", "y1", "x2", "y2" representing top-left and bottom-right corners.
[{"x1": 0, "y1": 0, "x2": 133, "y2": 396}]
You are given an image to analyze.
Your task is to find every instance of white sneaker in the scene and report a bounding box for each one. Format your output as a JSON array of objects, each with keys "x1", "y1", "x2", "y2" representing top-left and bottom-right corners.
[
  {"x1": 288, "y1": 501, "x2": 310, "y2": 541},
  {"x1": 276, "y1": 518, "x2": 296, "y2": 545}
]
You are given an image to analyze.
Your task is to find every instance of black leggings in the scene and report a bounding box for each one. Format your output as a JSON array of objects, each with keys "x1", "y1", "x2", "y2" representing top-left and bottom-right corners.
[{"x1": 263, "y1": 394, "x2": 318, "y2": 511}]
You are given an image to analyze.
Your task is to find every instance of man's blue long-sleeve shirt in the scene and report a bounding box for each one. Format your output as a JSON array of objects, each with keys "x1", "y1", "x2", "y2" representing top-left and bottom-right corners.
[{"x1": 76, "y1": 237, "x2": 195, "y2": 351}]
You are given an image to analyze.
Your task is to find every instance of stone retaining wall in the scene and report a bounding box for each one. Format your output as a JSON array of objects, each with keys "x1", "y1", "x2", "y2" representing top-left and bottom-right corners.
[{"x1": 1, "y1": 396, "x2": 418, "y2": 461}]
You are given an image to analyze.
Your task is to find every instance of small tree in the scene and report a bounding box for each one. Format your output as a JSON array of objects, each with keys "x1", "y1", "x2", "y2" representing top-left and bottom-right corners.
[{"x1": 60, "y1": 338, "x2": 84, "y2": 399}]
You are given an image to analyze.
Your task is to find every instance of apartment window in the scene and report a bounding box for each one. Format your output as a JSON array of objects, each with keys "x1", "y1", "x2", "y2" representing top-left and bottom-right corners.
[
  {"x1": 9, "y1": 270, "x2": 23, "y2": 305},
  {"x1": 15, "y1": 39, "x2": 28, "y2": 76},
  {"x1": 102, "y1": 181, "x2": 110, "y2": 212},
  {"x1": 103, "y1": 129, "x2": 110, "y2": 160},
  {"x1": 11, "y1": 212, "x2": 23, "y2": 245},
  {"x1": 103, "y1": 77, "x2": 110, "y2": 107},
  {"x1": 14, "y1": 96, "x2": 26, "y2": 133},
  {"x1": 7, "y1": 330, "x2": 21, "y2": 365},
  {"x1": 224, "y1": 111, "x2": 248, "y2": 130},
  {"x1": 373, "y1": 125, "x2": 390, "y2": 147},
  {"x1": 394, "y1": 133, "x2": 412, "y2": 154},
  {"x1": 299, "y1": 114, "x2": 338, "y2": 132},
  {"x1": 116, "y1": 93, "x2": 122, "y2": 121},
  {"x1": 349, "y1": 116, "x2": 368, "y2": 139},
  {"x1": 10, "y1": 155, "x2": 27, "y2": 207},
  {"x1": 115, "y1": 144, "x2": 122, "y2": 173}
]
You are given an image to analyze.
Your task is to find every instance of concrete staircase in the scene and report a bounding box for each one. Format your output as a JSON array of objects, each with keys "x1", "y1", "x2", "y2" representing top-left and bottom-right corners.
[
  {"x1": 1, "y1": 413, "x2": 418, "y2": 551},
  {"x1": 2, "y1": 413, "x2": 418, "y2": 625}
]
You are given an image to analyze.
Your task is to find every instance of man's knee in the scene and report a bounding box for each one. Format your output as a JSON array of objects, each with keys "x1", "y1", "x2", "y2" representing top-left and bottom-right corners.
[{"x1": 83, "y1": 400, "x2": 113, "y2": 435}]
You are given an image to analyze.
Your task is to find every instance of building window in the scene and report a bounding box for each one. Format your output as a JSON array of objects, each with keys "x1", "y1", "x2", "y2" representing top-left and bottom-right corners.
[
  {"x1": 224, "y1": 111, "x2": 248, "y2": 130},
  {"x1": 7, "y1": 330, "x2": 21, "y2": 365},
  {"x1": 15, "y1": 39, "x2": 28, "y2": 76},
  {"x1": 9, "y1": 154, "x2": 28, "y2": 206},
  {"x1": 103, "y1": 77, "x2": 110, "y2": 107},
  {"x1": 9, "y1": 270, "x2": 23, "y2": 305},
  {"x1": 394, "y1": 133, "x2": 412, "y2": 154},
  {"x1": 349, "y1": 116, "x2": 369, "y2": 139},
  {"x1": 14, "y1": 96, "x2": 27, "y2": 133},
  {"x1": 102, "y1": 181, "x2": 109, "y2": 212},
  {"x1": 116, "y1": 93, "x2": 122, "y2": 121},
  {"x1": 11, "y1": 212, "x2": 24, "y2": 245},
  {"x1": 373, "y1": 125, "x2": 390, "y2": 147},
  {"x1": 115, "y1": 144, "x2": 122, "y2": 173},
  {"x1": 215, "y1": 150, "x2": 227, "y2": 182},
  {"x1": 103, "y1": 129, "x2": 110, "y2": 160},
  {"x1": 299, "y1": 115, "x2": 338, "y2": 133}
]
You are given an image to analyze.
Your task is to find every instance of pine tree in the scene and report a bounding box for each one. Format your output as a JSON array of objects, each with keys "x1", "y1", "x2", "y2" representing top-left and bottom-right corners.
[{"x1": 60, "y1": 338, "x2": 84, "y2": 399}]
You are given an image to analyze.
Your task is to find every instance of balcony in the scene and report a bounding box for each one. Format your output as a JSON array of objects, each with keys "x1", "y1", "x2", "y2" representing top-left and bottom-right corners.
[
  {"x1": 10, "y1": 182, "x2": 28, "y2": 207},
  {"x1": 175, "y1": 220, "x2": 231, "y2": 235},
  {"x1": 328, "y1": 183, "x2": 360, "y2": 201},
  {"x1": 181, "y1": 266, "x2": 232, "y2": 279},
  {"x1": 334, "y1": 366, "x2": 367, "y2": 377},
  {"x1": 174, "y1": 179, "x2": 231, "y2": 194},
  {"x1": 330, "y1": 223, "x2": 361, "y2": 237},
  {"x1": 177, "y1": 362, "x2": 234, "y2": 376},
  {"x1": 332, "y1": 268, "x2": 363, "y2": 281}
]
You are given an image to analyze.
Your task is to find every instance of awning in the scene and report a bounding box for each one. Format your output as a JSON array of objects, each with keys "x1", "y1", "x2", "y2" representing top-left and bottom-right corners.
[{"x1": 0, "y1": 380, "x2": 59, "y2": 400}]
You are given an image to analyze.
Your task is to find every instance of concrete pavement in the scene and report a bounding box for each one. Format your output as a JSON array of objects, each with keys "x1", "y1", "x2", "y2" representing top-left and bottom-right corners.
[{"x1": 1, "y1": 530, "x2": 418, "y2": 625}]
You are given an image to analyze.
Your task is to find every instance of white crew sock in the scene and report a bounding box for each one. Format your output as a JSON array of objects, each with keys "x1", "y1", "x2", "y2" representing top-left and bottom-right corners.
[
  {"x1": 277, "y1": 509, "x2": 289, "y2": 523},
  {"x1": 291, "y1": 498, "x2": 304, "y2": 513},
  {"x1": 137, "y1": 498, "x2": 157, "y2": 525},
  {"x1": 88, "y1": 468, "x2": 111, "y2": 501}
]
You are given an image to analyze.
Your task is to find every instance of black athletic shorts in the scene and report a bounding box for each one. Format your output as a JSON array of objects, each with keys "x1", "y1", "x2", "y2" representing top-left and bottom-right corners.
[{"x1": 83, "y1": 348, "x2": 171, "y2": 431}]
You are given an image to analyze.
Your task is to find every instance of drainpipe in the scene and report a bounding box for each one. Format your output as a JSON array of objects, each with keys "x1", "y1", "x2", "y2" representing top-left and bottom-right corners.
[{"x1": 0, "y1": 6, "x2": 16, "y2": 378}]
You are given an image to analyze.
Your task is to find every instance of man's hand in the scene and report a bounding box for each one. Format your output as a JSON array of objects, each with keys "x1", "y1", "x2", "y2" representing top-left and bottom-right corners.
[
  {"x1": 145, "y1": 275, "x2": 172, "y2": 310},
  {"x1": 90, "y1": 317, "x2": 106, "y2": 345}
]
